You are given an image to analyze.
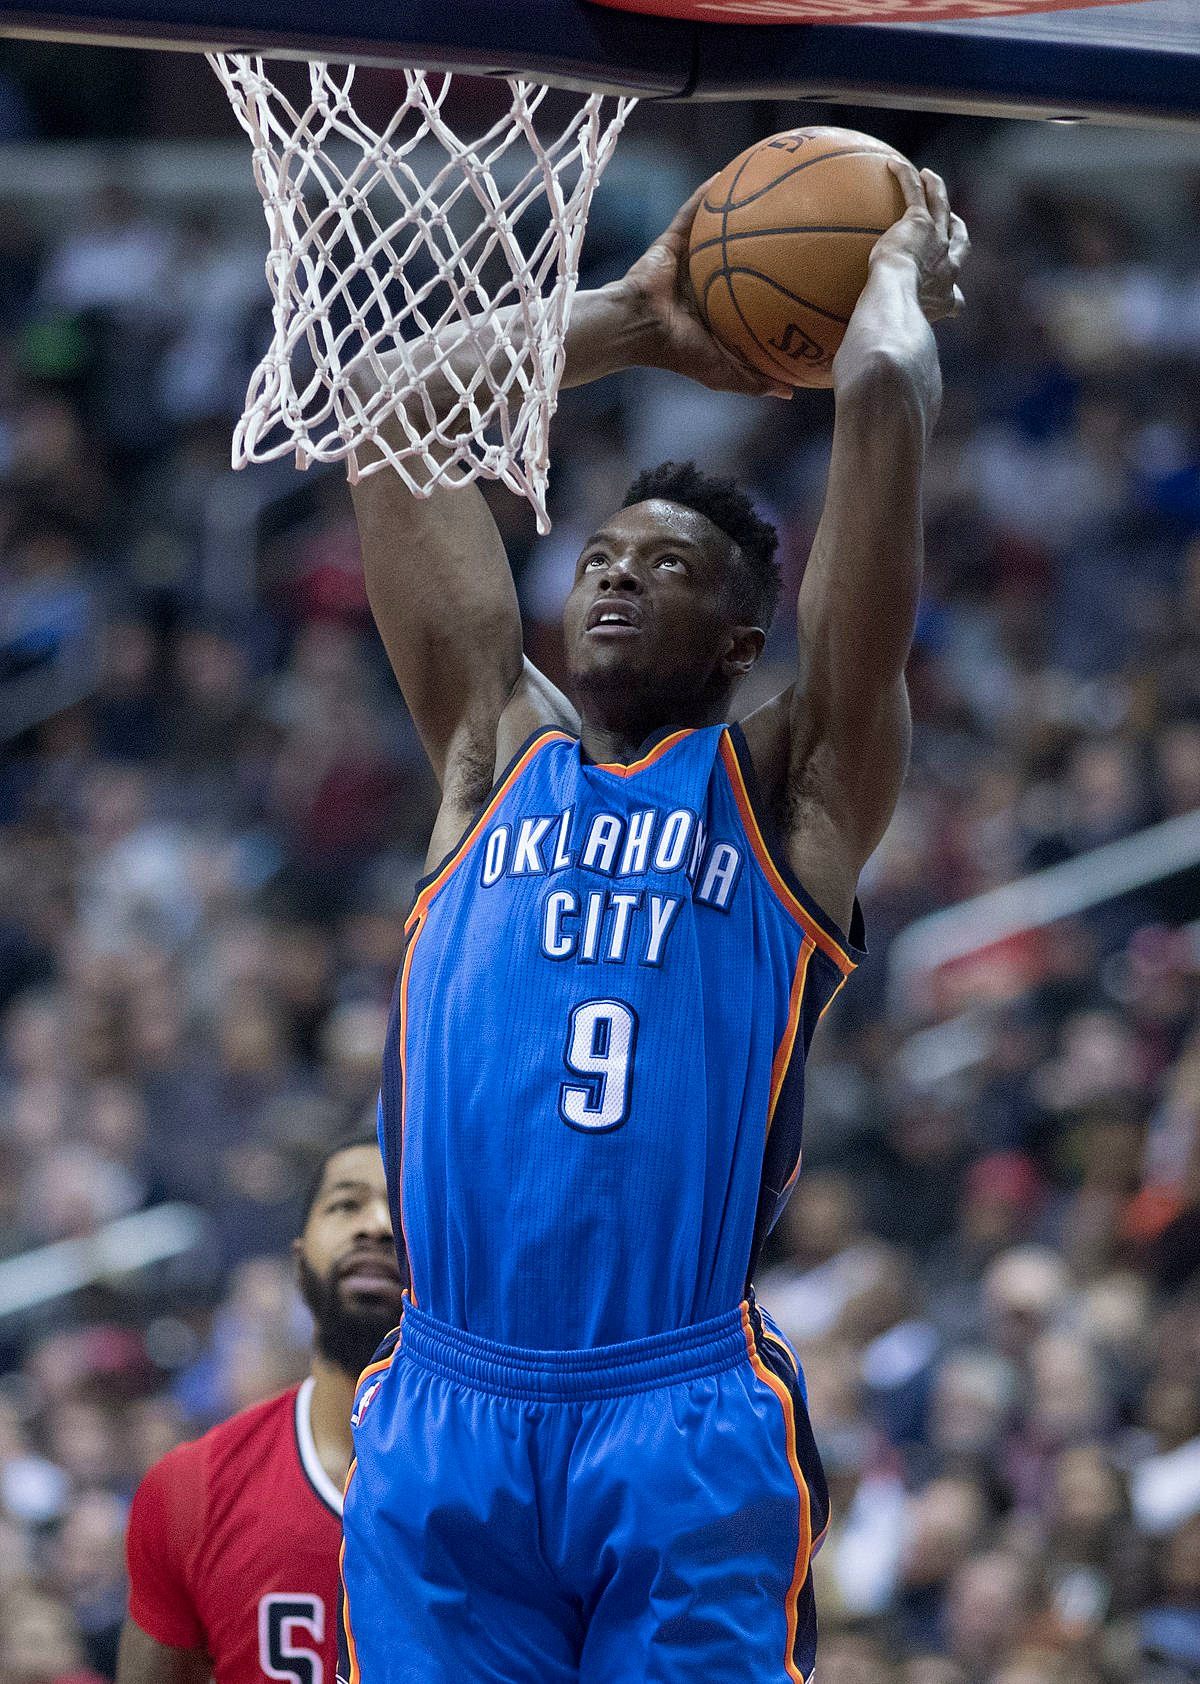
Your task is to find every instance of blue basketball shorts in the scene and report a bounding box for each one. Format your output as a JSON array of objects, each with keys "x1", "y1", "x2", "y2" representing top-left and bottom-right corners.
[{"x1": 338, "y1": 1296, "x2": 829, "y2": 1684}]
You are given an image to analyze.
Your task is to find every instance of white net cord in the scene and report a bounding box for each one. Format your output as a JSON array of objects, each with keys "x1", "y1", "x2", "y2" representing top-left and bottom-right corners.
[{"x1": 208, "y1": 56, "x2": 635, "y2": 529}]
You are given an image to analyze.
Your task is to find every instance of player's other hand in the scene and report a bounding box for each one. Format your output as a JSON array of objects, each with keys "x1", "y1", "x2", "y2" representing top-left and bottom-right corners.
[
  {"x1": 874, "y1": 162, "x2": 969, "y2": 323},
  {"x1": 616, "y1": 183, "x2": 793, "y2": 399}
]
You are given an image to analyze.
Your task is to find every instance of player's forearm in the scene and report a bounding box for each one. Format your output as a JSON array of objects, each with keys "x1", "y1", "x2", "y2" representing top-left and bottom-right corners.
[
  {"x1": 823, "y1": 375, "x2": 926, "y2": 670},
  {"x1": 560, "y1": 280, "x2": 662, "y2": 388},
  {"x1": 425, "y1": 279, "x2": 654, "y2": 395},
  {"x1": 805, "y1": 253, "x2": 938, "y2": 681},
  {"x1": 351, "y1": 281, "x2": 651, "y2": 433},
  {"x1": 832, "y1": 250, "x2": 941, "y2": 440},
  {"x1": 788, "y1": 255, "x2": 936, "y2": 877}
]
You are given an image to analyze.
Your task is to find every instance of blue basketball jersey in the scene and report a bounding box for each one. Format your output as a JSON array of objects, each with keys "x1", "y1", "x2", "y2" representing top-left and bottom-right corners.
[{"x1": 379, "y1": 722, "x2": 860, "y2": 1350}]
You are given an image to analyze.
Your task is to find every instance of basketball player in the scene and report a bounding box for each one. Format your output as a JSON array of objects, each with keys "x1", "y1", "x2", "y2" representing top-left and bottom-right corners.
[
  {"x1": 341, "y1": 160, "x2": 967, "y2": 1682},
  {"x1": 118, "y1": 1137, "x2": 404, "y2": 1684}
]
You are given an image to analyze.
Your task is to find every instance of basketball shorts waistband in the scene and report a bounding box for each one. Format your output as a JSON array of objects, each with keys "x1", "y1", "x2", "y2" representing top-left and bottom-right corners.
[{"x1": 398, "y1": 1300, "x2": 752, "y2": 1401}]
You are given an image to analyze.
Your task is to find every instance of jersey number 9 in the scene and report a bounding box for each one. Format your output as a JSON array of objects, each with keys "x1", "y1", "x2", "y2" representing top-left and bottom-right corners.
[{"x1": 559, "y1": 1000, "x2": 638, "y2": 1133}]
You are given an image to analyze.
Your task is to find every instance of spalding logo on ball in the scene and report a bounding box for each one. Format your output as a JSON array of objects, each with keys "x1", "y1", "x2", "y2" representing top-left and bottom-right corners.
[
  {"x1": 687, "y1": 126, "x2": 909, "y2": 389},
  {"x1": 591, "y1": 0, "x2": 1149, "y2": 21}
]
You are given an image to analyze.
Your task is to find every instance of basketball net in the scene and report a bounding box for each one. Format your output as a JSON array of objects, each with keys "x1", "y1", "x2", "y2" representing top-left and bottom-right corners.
[{"x1": 209, "y1": 56, "x2": 635, "y2": 528}]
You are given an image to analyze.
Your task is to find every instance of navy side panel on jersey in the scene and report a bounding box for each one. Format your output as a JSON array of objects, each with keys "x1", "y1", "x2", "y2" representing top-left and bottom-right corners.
[{"x1": 379, "y1": 723, "x2": 860, "y2": 1350}]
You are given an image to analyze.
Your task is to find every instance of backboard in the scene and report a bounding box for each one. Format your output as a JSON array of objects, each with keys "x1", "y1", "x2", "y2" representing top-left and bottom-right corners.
[{"x1": 0, "y1": 0, "x2": 1194, "y2": 125}]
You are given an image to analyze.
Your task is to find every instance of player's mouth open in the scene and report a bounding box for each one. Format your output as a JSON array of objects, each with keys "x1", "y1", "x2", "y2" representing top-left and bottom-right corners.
[
  {"x1": 586, "y1": 603, "x2": 642, "y2": 633},
  {"x1": 338, "y1": 1253, "x2": 404, "y2": 1295}
]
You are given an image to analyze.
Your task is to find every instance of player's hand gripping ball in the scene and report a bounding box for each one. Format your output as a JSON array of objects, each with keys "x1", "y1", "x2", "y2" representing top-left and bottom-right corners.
[{"x1": 688, "y1": 126, "x2": 932, "y2": 388}]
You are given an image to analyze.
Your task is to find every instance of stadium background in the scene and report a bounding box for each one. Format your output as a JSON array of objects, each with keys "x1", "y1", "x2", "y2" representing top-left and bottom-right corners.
[{"x1": 1, "y1": 40, "x2": 1199, "y2": 1684}]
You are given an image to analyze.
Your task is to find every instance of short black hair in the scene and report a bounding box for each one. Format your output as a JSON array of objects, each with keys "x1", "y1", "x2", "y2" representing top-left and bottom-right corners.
[
  {"x1": 621, "y1": 460, "x2": 781, "y2": 632},
  {"x1": 298, "y1": 1130, "x2": 381, "y2": 1231}
]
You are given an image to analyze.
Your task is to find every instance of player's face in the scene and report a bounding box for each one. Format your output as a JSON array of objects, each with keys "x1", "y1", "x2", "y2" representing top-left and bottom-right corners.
[
  {"x1": 296, "y1": 1145, "x2": 406, "y2": 1343},
  {"x1": 562, "y1": 500, "x2": 745, "y2": 718}
]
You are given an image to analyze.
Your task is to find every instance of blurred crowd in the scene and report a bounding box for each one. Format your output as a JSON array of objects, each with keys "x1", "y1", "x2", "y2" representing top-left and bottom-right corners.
[{"x1": 0, "y1": 99, "x2": 1199, "y2": 1684}]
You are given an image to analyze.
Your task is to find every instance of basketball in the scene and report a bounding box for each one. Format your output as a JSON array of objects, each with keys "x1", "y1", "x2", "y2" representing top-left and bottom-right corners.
[{"x1": 687, "y1": 126, "x2": 910, "y2": 388}]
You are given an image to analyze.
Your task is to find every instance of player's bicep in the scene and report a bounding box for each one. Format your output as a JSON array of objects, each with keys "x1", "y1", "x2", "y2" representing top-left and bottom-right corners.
[
  {"x1": 740, "y1": 675, "x2": 910, "y2": 933},
  {"x1": 116, "y1": 1619, "x2": 210, "y2": 1684},
  {"x1": 785, "y1": 670, "x2": 910, "y2": 928},
  {"x1": 423, "y1": 657, "x2": 579, "y2": 875},
  {"x1": 352, "y1": 475, "x2": 526, "y2": 790}
]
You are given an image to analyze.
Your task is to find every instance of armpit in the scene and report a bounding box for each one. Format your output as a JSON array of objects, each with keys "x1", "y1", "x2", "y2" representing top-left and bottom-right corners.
[{"x1": 445, "y1": 718, "x2": 504, "y2": 816}]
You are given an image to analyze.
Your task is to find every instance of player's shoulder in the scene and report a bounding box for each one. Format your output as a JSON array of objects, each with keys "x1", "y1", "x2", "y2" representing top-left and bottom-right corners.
[
  {"x1": 201, "y1": 1383, "x2": 303, "y2": 1468},
  {"x1": 140, "y1": 1385, "x2": 302, "y2": 1497},
  {"x1": 204, "y1": 1380, "x2": 345, "y2": 1524}
]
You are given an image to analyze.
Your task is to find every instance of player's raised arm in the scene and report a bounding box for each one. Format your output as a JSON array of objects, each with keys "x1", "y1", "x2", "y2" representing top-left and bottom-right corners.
[
  {"x1": 753, "y1": 163, "x2": 967, "y2": 932},
  {"x1": 345, "y1": 367, "x2": 534, "y2": 822}
]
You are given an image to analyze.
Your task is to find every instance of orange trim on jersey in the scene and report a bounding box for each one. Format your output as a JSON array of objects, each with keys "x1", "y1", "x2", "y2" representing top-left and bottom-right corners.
[
  {"x1": 405, "y1": 730, "x2": 575, "y2": 933},
  {"x1": 718, "y1": 733, "x2": 854, "y2": 976},
  {"x1": 341, "y1": 1319, "x2": 403, "y2": 1684},
  {"x1": 340, "y1": 1460, "x2": 362, "y2": 1684},
  {"x1": 773, "y1": 983, "x2": 850, "y2": 1208},
  {"x1": 761, "y1": 1327, "x2": 800, "y2": 1381},
  {"x1": 395, "y1": 910, "x2": 429, "y2": 1308},
  {"x1": 593, "y1": 728, "x2": 693, "y2": 776},
  {"x1": 742, "y1": 1303, "x2": 813, "y2": 1684},
  {"x1": 396, "y1": 728, "x2": 572, "y2": 1304},
  {"x1": 784, "y1": 973, "x2": 848, "y2": 1202},
  {"x1": 818, "y1": 970, "x2": 850, "y2": 1021},
  {"x1": 354, "y1": 1350, "x2": 397, "y2": 1394},
  {"x1": 767, "y1": 939, "x2": 813, "y2": 1137},
  {"x1": 781, "y1": 1149, "x2": 804, "y2": 1201}
]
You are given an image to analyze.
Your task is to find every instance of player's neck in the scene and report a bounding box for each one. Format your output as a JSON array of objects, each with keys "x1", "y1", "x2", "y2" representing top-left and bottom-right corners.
[
  {"x1": 578, "y1": 695, "x2": 730, "y2": 766},
  {"x1": 308, "y1": 1353, "x2": 358, "y2": 1487}
]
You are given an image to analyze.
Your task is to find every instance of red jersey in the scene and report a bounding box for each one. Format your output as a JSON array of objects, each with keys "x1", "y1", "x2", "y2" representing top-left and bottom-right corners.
[{"x1": 126, "y1": 1380, "x2": 343, "y2": 1684}]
